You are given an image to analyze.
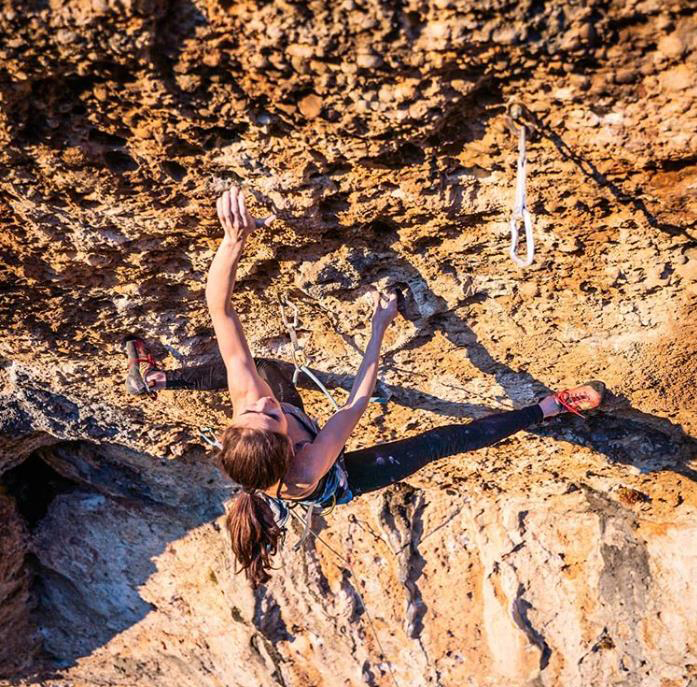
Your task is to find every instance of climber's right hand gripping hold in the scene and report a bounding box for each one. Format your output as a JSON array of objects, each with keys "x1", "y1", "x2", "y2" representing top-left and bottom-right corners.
[{"x1": 371, "y1": 288, "x2": 399, "y2": 332}]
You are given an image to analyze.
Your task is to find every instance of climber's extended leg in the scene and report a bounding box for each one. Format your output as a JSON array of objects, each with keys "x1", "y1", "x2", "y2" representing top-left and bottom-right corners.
[
  {"x1": 166, "y1": 358, "x2": 302, "y2": 406},
  {"x1": 164, "y1": 362, "x2": 228, "y2": 391},
  {"x1": 124, "y1": 337, "x2": 303, "y2": 407},
  {"x1": 343, "y1": 382, "x2": 604, "y2": 497}
]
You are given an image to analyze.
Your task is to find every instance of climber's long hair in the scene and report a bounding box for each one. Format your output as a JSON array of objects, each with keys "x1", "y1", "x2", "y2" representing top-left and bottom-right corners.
[{"x1": 218, "y1": 426, "x2": 293, "y2": 586}]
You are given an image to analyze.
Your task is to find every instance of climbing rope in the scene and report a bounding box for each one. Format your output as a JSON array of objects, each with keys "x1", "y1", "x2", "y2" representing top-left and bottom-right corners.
[
  {"x1": 199, "y1": 426, "x2": 222, "y2": 450},
  {"x1": 508, "y1": 103, "x2": 535, "y2": 268},
  {"x1": 287, "y1": 508, "x2": 402, "y2": 687}
]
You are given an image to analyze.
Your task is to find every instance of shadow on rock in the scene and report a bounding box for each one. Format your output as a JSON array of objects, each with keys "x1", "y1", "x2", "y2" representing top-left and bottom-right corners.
[{"x1": 1, "y1": 440, "x2": 229, "y2": 678}]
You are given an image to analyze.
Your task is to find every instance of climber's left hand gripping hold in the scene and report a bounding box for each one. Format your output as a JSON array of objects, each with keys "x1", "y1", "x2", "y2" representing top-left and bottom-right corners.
[
  {"x1": 208, "y1": 186, "x2": 277, "y2": 408},
  {"x1": 215, "y1": 185, "x2": 275, "y2": 245}
]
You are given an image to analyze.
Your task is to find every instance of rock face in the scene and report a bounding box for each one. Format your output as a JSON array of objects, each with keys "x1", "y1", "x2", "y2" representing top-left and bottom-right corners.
[{"x1": 1, "y1": 0, "x2": 696, "y2": 685}]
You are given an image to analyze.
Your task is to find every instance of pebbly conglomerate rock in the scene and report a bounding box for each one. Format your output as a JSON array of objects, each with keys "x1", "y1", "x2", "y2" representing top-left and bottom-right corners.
[{"x1": 1, "y1": 0, "x2": 696, "y2": 685}]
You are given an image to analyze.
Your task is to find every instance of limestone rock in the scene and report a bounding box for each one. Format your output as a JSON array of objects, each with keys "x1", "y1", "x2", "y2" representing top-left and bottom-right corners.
[
  {"x1": 0, "y1": 494, "x2": 38, "y2": 677},
  {"x1": 298, "y1": 93, "x2": 323, "y2": 120},
  {"x1": 1, "y1": 0, "x2": 696, "y2": 685}
]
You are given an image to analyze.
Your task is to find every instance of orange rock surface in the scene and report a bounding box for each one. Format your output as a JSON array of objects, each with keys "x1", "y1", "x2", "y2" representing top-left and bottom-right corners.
[{"x1": 1, "y1": 0, "x2": 696, "y2": 685}]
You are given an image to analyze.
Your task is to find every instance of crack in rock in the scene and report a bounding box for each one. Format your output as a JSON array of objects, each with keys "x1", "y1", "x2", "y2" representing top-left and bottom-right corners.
[
  {"x1": 378, "y1": 484, "x2": 428, "y2": 640},
  {"x1": 511, "y1": 583, "x2": 552, "y2": 672}
]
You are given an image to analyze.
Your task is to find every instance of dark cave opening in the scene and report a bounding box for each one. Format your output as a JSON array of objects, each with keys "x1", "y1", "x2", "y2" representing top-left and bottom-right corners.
[{"x1": 2, "y1": 453, "x2": 77, "y2": 529}]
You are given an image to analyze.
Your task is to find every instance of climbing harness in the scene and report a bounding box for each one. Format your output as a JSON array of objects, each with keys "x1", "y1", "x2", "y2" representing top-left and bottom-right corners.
[
  {"x1": 273, "y1": 472, "x2": 340, "y2": 552},
  {"x1": 287, "y1": 509, "x2": 402, "y2": 687},
  {"x1": 507, "y1": 102, "x2": 535, "y2": 268}
]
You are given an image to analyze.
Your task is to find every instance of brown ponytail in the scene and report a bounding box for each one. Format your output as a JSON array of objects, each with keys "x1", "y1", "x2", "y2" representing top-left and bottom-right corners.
[{"x1": 218, "y1": 426, "x2": 293, "y2": 586}]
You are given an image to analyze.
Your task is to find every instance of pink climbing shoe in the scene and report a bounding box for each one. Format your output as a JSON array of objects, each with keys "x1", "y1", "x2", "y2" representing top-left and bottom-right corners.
[
  {"x1": 124, "y1": 336, "x2": 160, "y2": 399},
  {"x1": 554, "y1": 381, "x2": 605, "y2": 417}
]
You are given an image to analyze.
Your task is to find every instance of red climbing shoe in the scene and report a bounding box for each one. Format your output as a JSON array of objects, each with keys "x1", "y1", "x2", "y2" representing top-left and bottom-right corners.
[
  {"x1": 554, "y1": 381, "x2": 605, "y2": 417},
  {"x1": 124, "y1": 335, "x2": 160, "y2": 399}
]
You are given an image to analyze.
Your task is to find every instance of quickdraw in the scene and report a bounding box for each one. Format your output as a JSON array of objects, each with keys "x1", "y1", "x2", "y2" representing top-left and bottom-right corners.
[
  {"x1": 507, "y1": 102, "x2": 535, "y2": 268},
  {"x1": 278, "y1": 294, "x2": 340, "y2": 411},
  {"x1": 278, "y1": 294, "x2": 390, "y2": 406}
]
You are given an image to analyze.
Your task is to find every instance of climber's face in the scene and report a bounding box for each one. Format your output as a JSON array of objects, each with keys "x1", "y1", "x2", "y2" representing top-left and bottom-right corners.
[{"x1": 232, "y1": 395, "x2": 289, "y2": 435}]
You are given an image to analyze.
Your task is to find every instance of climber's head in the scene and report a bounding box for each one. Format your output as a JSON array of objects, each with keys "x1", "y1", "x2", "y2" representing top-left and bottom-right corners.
[
  {"x1": 230, "y1": 394, "x2": 289, "y2": 435},
  {"x1": 217, "y1": 423, "x2": 293, "y2": 586},
  {"x1": 218, "y1": 422, "x2": 292, "y2": 489}
]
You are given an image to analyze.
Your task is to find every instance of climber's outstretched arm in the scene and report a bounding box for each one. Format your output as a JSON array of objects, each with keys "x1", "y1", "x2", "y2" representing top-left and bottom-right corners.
[
  {"x1": 288, "y1": 291, "x2": 398, "y2": 494},
  {"x1": 206, "y1": 187, "x2": 275, "y2": 405}
]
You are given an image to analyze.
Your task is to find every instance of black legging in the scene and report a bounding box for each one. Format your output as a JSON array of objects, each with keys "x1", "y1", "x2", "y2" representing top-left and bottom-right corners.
[
  {"x1": 342, "y1": 404, "x2": 542, "y2": 495},
  {"x1": 167, "y1": 357, "x2": 305, "y2": 410},
  {"x1": 166, "y1": 359, "x2": 543, "y2": 497}
]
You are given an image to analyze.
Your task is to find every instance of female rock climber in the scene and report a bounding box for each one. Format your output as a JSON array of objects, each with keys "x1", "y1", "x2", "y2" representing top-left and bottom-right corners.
[{"x1": 125, "y1": 185, "x2": 604, "y2": 586}]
